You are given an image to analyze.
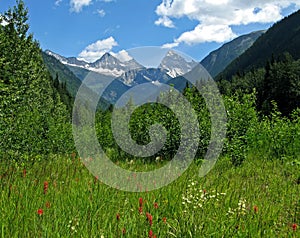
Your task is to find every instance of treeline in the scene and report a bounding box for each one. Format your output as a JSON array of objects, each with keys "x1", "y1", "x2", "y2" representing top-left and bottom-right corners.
[
  {"x1": 94, "y1": 84, "x2": 300, "y2": 166},
  {"x1": 0, "y1": 1, "x2": 74, "y2": 162},
  {"x1": 218, "y1": 53, "x2": 300, "y2": 116}
]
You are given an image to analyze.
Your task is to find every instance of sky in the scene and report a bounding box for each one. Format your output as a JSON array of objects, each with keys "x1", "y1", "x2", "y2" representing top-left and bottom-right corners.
[{"x1": 1, "y1": 0, "x2": 300, "y2": 63}]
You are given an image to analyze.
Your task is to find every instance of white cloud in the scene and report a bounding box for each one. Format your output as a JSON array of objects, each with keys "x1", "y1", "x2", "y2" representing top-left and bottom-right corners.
[
  {"x1": 111, "y1": 50, "x2": 133, "y2": 62},
  {"x1": 78, "y1": 36, "x2": 118, "y2": 62},
  {"x1": 155, "y1": 16, "x2": 175, "y2": 28},
  {"x1": 100, "y1": 0, "x2": 115, "y2": 2},
  {"x1": 55, "y1": 0, "x2": 63, "y2": 6},
  {"x1": 70, "y1": 0, "x2": 92, "y2": 13},
  {"x1": 161, "y1": 42, "x2": 179, "y2": 49},
  {"x1": 156, "y1": 0, "x2": 300, "y2": 45},
  {"x1": 97, "y1": 9, "x2": 106, "y2": 17},
  {"x1": 176, "y1": 24, "x2": 237, "y2": 44}
]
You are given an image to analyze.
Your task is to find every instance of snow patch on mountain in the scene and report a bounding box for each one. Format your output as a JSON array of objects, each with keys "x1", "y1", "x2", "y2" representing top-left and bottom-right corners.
[
  {"x1": 159, "y1": 50, "x2": 198, "y2": 78},
  {"x1": 45, "y1": 50, "x2": 144, "y2": 77}
]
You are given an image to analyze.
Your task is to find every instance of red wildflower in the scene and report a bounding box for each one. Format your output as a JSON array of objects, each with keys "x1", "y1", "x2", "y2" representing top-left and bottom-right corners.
[
  {"x1": 154, "y1": 202, "x2": 159, "y2": 209},
  {"x1": 253, "y1": 205, "x2": 258, "y2": 213},
  {"x1": 203, "y1": 189, "x2": 207, "y2": 194},
  {"x1": 23, "y1": 169, "x2": 26, "y2": 178},
  {"x1": 138, "y1": 206, "x2": 143, "y2": 214},
  {"x1": 146, "y1": 213, "x2": 153, "y2": 226},
  {"x1": 43, "y1": 181, "x2": 49, "y2": 194},
  {"x1": 45, "y1": 201, "x2": 51, "y2": 208},
  {"x1": 162, "y1": 217, "x2": 167, "y2": 223},
  {"x1": 139, "y1": 197, "x2": 143, "y2": 207},
  {"x1": 116, "y1": 213, "x2": 120, "y2": 221},
  {"x1": 148, "y1": 230, "x2": 153, "y2": 238},
  {"x1": 37, "y1": 209, "x2": 43, "y2": 216},
  {"x1": 122, "y1": 227, "x2": 126, "y2": 234},
  {"x1": 292, "y1": 223, "x2": 297, "y2": 231}
]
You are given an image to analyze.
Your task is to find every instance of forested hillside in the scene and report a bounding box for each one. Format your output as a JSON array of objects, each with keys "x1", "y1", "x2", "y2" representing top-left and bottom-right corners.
[
  {"x1": 217, "y1": 10, "x2": 300, "y2": 116},
  {"x1": 218, "y1": 10, "x2": 300, "y2": 80}
]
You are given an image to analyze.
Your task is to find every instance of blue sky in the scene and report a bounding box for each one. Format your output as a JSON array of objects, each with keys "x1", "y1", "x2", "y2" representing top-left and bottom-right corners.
[{"x1": 1, "y1": 0, "x2": 300, "y2": 62}]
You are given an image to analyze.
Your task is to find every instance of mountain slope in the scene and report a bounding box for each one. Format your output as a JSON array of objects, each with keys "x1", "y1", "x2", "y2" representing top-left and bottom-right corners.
[
  {"x1": 42, "y1": 52, "x2": 82, "y2": 97},
  {"x1": 201, "y1": 30, "x2": 265, "y2": 77},
  {"x1": 218, "y1": 10, "x2": 300, "y2": 80},
  {"x1": 42, "y1": 52, "x2": 111, "y2": 110}
]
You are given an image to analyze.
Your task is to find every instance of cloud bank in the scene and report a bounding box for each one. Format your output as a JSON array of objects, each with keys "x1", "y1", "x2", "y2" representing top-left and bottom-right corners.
[{"x1": 156, "y1": 0, "x2": 300, "y2": 46}]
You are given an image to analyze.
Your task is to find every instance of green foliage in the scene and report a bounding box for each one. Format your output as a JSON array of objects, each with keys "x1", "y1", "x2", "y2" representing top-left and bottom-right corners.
[
  {"x1": 219, "y1": 53, "x2": 300, "y2": 116},
  {"x1": 0, "y1": 1, "x2": 74, "y2": 161},
  {"x1": 42, "y1": 51, "x2": 82, "y2": 98},
  {"x1": 223, "y1": 92, "x2": 258, "y2": 166},
  {"x1": 246, "y1": 105, "x2": 300, "y2": 161},
  {"x1": 95, "y1": 85, "x2": 211, "y2": 163},
  {"x1": 261, "y1": 55, "x2": 300, "y2": 115}
]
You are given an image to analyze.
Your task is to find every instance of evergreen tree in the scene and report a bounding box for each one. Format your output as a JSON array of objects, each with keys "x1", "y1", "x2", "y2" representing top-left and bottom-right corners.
[{"x1": 0, "y1": 1, "x2": 73, "y2": 161}]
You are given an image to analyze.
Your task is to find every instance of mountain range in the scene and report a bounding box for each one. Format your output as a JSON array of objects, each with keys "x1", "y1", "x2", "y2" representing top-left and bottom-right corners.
[
  {"x1": 43, "y1": 29, "x2": 266, "y2": 105},
  {"x1": 44, "y1": 49, "x2": 199, "y2": 104}
]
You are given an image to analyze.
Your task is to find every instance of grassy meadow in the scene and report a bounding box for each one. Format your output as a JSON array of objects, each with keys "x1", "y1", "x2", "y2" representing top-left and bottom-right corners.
[{"x1": 0, "y1": 155, "x2": 299, "y2": 237}]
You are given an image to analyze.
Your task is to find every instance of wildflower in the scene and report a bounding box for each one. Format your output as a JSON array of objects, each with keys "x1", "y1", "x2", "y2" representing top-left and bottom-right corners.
[
  {"x1": 253, "y1": 205, "x2": 258, "y2": 213},
  {"x1": 122, "y1": 227, "x2": 126, "y2": 234},
  {"x1": 139, "y1": 197, "x2": 143, "y2": 207},
  {"x1": 43, "y1": 181, "x2": 49, "y2": 194},
  {"x1": 116, "y1": 213, "x2": 120, "y2": 221},
  {"x1": 37, "y1": 208, "x2": 43, "y2": 216},
  {"x1": 154, "y1": 202, "x2": 159, "y2": 209},
  {"x1": 45, "y1": 201, "x2": 51, "y2": 208},
  {"x1": 138, "y1": 206, "x2": 143, "y2": 214},
  {"x1": 23, "y1": 169, "x2": 26, "y2": 177},
  {"x1": 146, "y1": 213, "x2": 153, "y2": 226},
  {"x1": 162, "y1": 217, "x2": 167, "y2": 223},
  {"x1": 292, "y1": 223, "x2": 297, "y2": 231},
  {"x1": 203, "y1": 189, "x2": 207, "y2": 194},
  {"x1": 149, "y1": 230, "x2": 153, "y2": 238}
]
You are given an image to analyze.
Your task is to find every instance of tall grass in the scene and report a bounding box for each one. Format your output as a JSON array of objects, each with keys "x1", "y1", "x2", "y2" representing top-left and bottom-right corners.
[{"x1": 0, "y1": 154, "x2": 299, "y2": 237}]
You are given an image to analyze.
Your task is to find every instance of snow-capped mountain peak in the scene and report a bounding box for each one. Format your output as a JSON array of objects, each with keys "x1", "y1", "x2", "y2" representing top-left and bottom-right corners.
[
  {"x1": 159, "y1": 50, "x2": 198, "y2": 78},
  {"x1": 45, "y1": 50, "x2": 144, "y2": 77},
  {"x1": 45, "y1": 49, "x2": 198, "y2": 79}
]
